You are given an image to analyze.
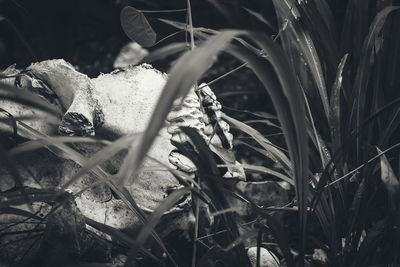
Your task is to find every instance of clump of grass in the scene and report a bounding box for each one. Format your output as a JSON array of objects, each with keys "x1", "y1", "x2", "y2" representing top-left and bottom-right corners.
[{"x1": 1, "y1": 0, "x2": 400, "y2": 266}]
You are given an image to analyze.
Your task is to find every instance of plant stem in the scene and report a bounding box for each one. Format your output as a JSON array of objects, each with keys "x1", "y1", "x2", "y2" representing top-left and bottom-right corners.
[{"x1": 186, "y1": 0, "x2": 195, "y2": 51}]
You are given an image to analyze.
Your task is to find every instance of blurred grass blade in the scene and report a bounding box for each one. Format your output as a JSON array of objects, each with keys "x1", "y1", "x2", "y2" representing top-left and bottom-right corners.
[
  {"x1": 142, "y1": 42, "x2": 189, "y2": 63},
  {"x1": 7, "y1": 119, "x2": 174, "y2": 264},
  {"x1": 61, "y1": 134, "x2": 139, "y2": 190},
  {"x1": 124, "y1": 188, "x2": 190, "y2": 266},
  {"x1": 351, "y1": 6, "x2": 400, "y2": 156},
  {"x1": 237, "y1": 163, "x2": 293, "y2": 185},
  {"x1": 180, "y1": 126, "x2": 250, "y2": 266},
  {"x1": 117, "y1": 30, "x2": 241, "y2": 187},
  {"x1": 0, "y1": 188, "x2": 61, "y2": 208},
  {"x1": 313, "y1": 0, "x2": 336, "y2": 36},
  {"x1": 0, "y1": 16, "x2": 36, "y2": 60},
  {"x1": 223, "y1": 113, "x2": 292, "y2": 172},
  {"x1": 0, "y1": 207, "x2": 43, "y2": 221},
  {"x1": 207, "y1": 0, "x2": 239, "y2": 27},
  {"x1": 243, "y1": 7, "x2": 274, "y2": 31},
  {"x1": 158, "y1": 18, "x2": 217, "y2": 39},
  {"x1": 9, "y1": 136, "x2": 110, "y2": 156},
  {"x1": 84, "y1": 217, "x2": 162, "y2": 264},
  {"x1": 0, "y1": 83, "x2": 61, "y2": 115}
]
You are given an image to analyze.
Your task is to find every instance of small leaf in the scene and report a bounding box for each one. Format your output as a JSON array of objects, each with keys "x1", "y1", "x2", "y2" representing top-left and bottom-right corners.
[{"x1": 120, "y1": 6, "x2": 157, "y2": 47}]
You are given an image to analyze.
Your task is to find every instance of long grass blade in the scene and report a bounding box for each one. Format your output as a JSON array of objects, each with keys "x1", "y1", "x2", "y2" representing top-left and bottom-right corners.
[
  {"x1": 351, "y1": 6, "x2": 400, "y2": 160},
  {"x1": 223, "y1": 113, "x2": 292, "y2": 173},
  {"x1": 117, "y1": 30, "x2": 241, "y2": 187},
  {"x1": 224, "y1": 39, "x2": 309, "y2": 258},
  {"x1": 272, "y1": 0, "x2": 330, "y2": 122},
  {"x1": 124, "y1": 188, "x2": 190, "y2": 266}
]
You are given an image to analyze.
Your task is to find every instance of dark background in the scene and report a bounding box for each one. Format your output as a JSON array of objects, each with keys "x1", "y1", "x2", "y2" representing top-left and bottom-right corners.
[{"x1": 0, "y1": 0, "x2": 349, "y2": 77}]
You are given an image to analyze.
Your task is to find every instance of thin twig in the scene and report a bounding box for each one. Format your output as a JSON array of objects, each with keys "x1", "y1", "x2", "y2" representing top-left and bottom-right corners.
[{"x1": 326, "y1": 143, "x2": 400, "y2": 187}]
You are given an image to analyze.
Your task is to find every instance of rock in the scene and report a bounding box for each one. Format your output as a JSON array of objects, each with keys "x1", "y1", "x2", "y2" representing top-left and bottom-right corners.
[
  {"x1": 0, "y1": 62, "x2": 184, "y2": 234},
  {"x1": 247, "y1": 247, "x2": 280, "y2": 267},
  {"x1": 26, "y1": 59, "x2": 101, "y2": 136},
  {"x1": 0, "y1": 64, "x2": 62, "y2": 138},
  {"x1": 113, "y1": 42, "x2": 149, "y2": 69},
  {"x1": 312, "y1": 248, "x2": 328, "y2": 264},
  {"x1": 0, "y1": 59, "x2": 248, "y2": 265}
]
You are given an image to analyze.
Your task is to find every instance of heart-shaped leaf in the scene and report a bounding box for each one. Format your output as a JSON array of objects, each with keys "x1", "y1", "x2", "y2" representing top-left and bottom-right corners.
[{"x1": 120, "y1": 6, "x2": 156, "y2": 47}]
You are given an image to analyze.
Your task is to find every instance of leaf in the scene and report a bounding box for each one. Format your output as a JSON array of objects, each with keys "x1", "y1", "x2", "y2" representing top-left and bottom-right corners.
[
  {"x1": 0, "y1": 83, "x2": 60, "y2": 115},
  {"x1": 378, "y1": 147, "x2": 400, "y2": 238},
  {"x1": 142, "y1": 42, "x2": 189, "y2": 63},
  {"x1": 272, "y1": 0, "x2": 330, "y2": 122},
  {"x1": 329, "y1": 54, "x2": 348, "y2": 157},
  {"x1": 120, "y1": 6, "x2": 157, "y2": 47},
  {"x1": 351, "y1": 6, "x2": 400, "y2": 156},
  {"x1": 84, "y1": 216, "x2": 161, "y2": 264},
  {"x1": 117, "y1": 30, "x2": 241, "y2": 187},
  {"x1": 6, "y1": 119, "x2": 175, "y2": 265},
  {"x1": 225, "y1": 34, "x2": 309, "y2": 257},
  {"x1": 243, "y1": 7, "x2": 274, "y2": 31},
  {"x1": 124, "y1": 188, "x2": 190, "y2": 266},
  {"x1": 60, "y1": 134, "x2": 139, "y2": 191},
  {"x1": 239, "y1": 163, "x2": 294, "y2": 185},
  {"x1": 223, "y1": 114, "x2": 292, "y2": 173},
  {"x1": 353, "y1": 218, "x2": 387, "y2": 266},
  {"x1": 180, "y1": 127, "x2": 250, "y2": 266}
]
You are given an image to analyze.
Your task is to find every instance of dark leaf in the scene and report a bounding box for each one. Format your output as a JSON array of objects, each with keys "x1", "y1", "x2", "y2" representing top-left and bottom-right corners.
[{"x1": 120, "y1": 6, "x2": 157, "y2": 47}]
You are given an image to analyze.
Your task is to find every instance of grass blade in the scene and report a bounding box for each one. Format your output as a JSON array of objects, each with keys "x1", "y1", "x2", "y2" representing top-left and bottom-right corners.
[
  {"x1": 124, "y1": 188, "x2": 190, "y2": 266},
  {"x1": 272, "y1": 0, "x2": 330, "y2": 122},
  {"x1": 351, "y1": 6, "x2": 400, "y2": 160},
  {"x1": 226, "y1": 33, "x2": 309, "y2": 256},
  {"x1": 117, "y1": 30, "x2": 241, "y2": 187},
  {"x1": 223, "y1": 113, "x2": 292, "y2": 173}
]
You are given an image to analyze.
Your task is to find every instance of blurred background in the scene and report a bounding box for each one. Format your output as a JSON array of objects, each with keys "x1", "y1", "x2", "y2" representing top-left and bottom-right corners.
[{"x1": 0, "y1": 0, "x2": 350, "y2": 77}]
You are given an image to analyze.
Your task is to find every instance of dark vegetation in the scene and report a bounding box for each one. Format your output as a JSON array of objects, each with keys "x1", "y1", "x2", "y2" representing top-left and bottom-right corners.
[{"x1": 1, "y1": 0, "x2": 400, "y2": 266}]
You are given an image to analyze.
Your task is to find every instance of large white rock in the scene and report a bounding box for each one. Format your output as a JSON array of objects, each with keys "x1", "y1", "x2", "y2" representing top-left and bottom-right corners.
[{"x1": 0, "y1": 61, "x2": 182, "y2": 232}]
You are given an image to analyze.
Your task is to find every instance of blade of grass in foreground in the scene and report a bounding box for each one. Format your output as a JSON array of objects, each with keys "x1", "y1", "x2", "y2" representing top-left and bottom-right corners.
[
  {"x1": 7, "y1": 120, "x2": 176, "y2": 266},
  {"x1": 223, "y1": 113, "x2": 292, "y2": 173},
  {"x1": 180, "y1": 126, "x2": 250, "y2": 267},
  {"x1": 124, "y1": 188, "x2": 191, "y2": 266},
  {"x1": 117, "y1": 30, "x2": 241, "y2": 187},
  {"x1": 0, "y1": 83, "x2": 60, "y2": 115}
]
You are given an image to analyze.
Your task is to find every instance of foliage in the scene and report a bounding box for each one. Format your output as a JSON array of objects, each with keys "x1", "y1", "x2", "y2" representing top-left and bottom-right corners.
[{"x1": 1, "y1": 0, "x2": 400, "y2": 266}]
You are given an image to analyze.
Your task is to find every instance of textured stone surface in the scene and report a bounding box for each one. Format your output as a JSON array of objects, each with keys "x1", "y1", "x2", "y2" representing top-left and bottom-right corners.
[
  {"x1": 247, "y1": 247, "x2": 280, "y2": 267},
  {"x1": 0, "y1": 64, "x2": 62, "y2": 138},
  {"x1": 0, "y1": 61, "x2": 181, "y2": 233}
]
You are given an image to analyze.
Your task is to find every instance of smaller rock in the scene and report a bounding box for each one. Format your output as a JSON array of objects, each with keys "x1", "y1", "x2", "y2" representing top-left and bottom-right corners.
[
  {"x1": 113, "y1": 42, "x2": 149, "y2": 69},
  {"x1": 247, "y1": 247, "x2": 280, "y2": 267},
  {"x1": 312, "y1": 248, "x2": 328, "y2": 264}
]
